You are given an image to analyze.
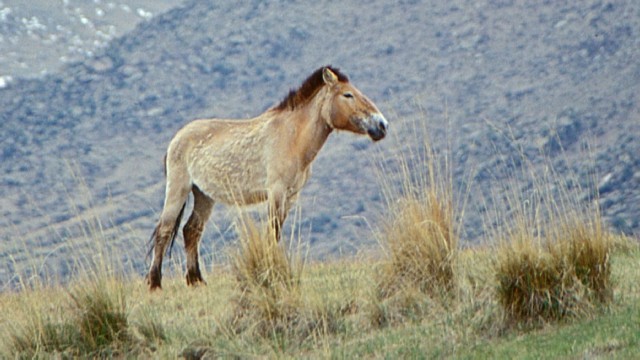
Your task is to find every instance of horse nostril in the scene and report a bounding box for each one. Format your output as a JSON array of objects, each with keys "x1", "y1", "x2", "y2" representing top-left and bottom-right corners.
[
  {"x1": 366, "y1": 114, "x2": 388, "y2": 141},
  {"x1": 376, "y1": 115, "x2": 388, "y2": 133}
]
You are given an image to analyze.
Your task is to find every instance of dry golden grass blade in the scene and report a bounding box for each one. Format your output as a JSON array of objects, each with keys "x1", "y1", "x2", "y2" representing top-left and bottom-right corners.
[
  {"x1": 492, "y1": 166, "x2": 614, "y2": 325},
  {"x1": 227, "y1": 216, "x2": 303, "y2": 338},
  {"x1": 372, "y1": 117, "x2": 460, "y2": 327}
]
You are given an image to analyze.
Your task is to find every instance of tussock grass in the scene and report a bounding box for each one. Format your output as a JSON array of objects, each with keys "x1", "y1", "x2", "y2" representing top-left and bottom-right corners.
[
  {"x1": 495, "y1": 217, "x2": 613, "y2": 325},
  {"x1": 472, "y1": 118, "x2": 617, "y2": 326},
  {"x1": 228, "y1": 218, "x2": 303, "y2": 338},
  {"x1": 551, "y1": 219, "x2": 612, "y2": 302},
  {"x1": 373, "y1": 190, "x2": 458, "y2": 327},
  {"x1": 222, "y1": 215, "x2": 362, "y2": 354},
  {"x1": 6, "y1": 277, "x2": 132, "y2": 358},
  {"x1": 69, "y1": 278, "x2": 130, "y2": 355},
  {"x1": 372, "y1": 119, "x2": 460, "y2": 327},
  {"x1": 2, "y1": 236, "x2": 637, "y2": 358},
  {"x1": 378, "y1": 191, "x2": 456, "y2": 297},
  {"x1": 2, "y1": 183, "x2": 143, "y2": 358},
  {"x1": 488, "y1": 133, "x2": 615, "y2": 325}
]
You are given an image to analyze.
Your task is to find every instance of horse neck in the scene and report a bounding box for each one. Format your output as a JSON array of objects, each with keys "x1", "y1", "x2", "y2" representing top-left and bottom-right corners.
[{"x1": 290, "y1": 92, "x2": 334, "y2": 167}]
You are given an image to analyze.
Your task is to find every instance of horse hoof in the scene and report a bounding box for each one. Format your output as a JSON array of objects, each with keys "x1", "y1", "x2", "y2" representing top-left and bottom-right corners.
[
  {"x1": 188, "y1": 280, "x2": 206, "y2": 287},
  {"x1": 186, "y1": 272, "x2": 206, "y2": 286},
  {"x1": 146, "y1": 272, "x2": 162, "y2": 291},
  {"x1": 186, "y1": 277, "x2": 206, "y2": 287}
]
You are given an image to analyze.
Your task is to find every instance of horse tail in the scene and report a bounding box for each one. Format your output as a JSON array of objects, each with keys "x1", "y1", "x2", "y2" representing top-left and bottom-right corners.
[
  {"x1": 146, "y1": 202, "x2": 186, "y2": 262},
  {"x1": 146, "y1": 226, "x2": 158, "y2": 263},
  {"x1": 166, "y1": 202, "x2": 186, "y2": 258}
]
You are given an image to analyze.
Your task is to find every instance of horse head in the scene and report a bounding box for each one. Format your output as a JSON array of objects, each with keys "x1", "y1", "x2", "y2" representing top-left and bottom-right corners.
[{"x1": 322, "y1": 67, "x2": 388, "y2": 141}]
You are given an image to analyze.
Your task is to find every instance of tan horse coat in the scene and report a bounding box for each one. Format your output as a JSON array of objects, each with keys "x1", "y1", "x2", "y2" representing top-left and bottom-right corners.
[{"x1": 147, "y1": 66, "x2": 388, "y2": 289}]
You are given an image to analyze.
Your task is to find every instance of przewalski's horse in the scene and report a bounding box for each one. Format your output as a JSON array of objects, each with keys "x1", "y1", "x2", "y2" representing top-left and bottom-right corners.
[{"x1": 147, "y1": 66, "x2": 388, "y2": 290}]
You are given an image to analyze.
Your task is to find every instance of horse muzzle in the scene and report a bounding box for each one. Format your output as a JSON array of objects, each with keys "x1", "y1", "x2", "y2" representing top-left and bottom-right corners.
[{"x1": 366, "y1": 113, "x2": 388, "y2": 141}]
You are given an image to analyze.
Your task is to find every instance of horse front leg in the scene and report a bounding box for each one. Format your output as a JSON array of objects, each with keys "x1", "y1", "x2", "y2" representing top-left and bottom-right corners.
[{"x1": 267, "y1": 191, "x2": 291, "y2": 242}]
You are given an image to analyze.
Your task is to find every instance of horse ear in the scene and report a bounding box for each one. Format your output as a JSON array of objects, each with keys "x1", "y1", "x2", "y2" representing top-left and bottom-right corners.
[{"x1": 322, "y1": 67, "x2": 338, "y2": 85}]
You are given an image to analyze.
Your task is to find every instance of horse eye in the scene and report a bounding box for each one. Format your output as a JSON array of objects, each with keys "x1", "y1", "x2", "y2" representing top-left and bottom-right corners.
[{"x1": 343, "y1": 92, "x2": 354, "y2": 99}]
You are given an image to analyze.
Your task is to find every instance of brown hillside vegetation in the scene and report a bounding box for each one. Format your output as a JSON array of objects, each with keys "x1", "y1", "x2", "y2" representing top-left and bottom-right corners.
[
  {"x1": 1, "y1": 232, "x2": 635, "y2": 357},
  {"x1": 2, "y1": 124, "x2": 638, "y2": 358},
  {"x1": 1, "y1": 0, "x2": 639, "y2": 288}
]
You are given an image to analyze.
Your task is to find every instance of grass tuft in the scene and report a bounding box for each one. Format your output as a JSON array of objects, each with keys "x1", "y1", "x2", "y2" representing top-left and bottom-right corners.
[
  {"x1": 225, "y1": 216, "x2": 353, "y2": 354},
  {"x1": 373, "y1": 121, "x2": 459, "y2": 327},
  {"x1": 6, "y1": 277, "x2": 131, "y2": 357},
  {"x1": 378, "y1": 191, "x2": 457, "y2": 299},
  {"x1": 68, "y1": 278, "x2": 130, "y2": 354},
  {"x1": 228, "y1": 218, "x2": 303, "y2": 339},
  {"x1": 7, "y1": 313, "x2": 76, "y2": 357},
  {"x1": 551, "y1": 219, "x2": 613, "y2": 303},
  {"x1": 496, "y1": 236, "x2": 580, "y2": 323},
  {"x1": 495, "y1": 209, "x2": 613, "y2": 325},
  {"x1": 372, "y1": 193, "x2": 458, "y2": 327}
]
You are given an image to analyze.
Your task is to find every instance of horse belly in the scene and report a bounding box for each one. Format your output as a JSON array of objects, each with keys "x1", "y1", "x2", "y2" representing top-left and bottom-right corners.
[{"x1": 189, "y1": 143, "x2": 268, "y2": 206}]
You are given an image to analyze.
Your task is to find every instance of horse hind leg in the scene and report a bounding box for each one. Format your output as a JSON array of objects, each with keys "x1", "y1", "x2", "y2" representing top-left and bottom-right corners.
[
  {"x1": 147, "y1": 182, "x2": 191, "y2": 290},
  {"x1": 183, "y1": 185, "x2": 214, "y2": 286}
]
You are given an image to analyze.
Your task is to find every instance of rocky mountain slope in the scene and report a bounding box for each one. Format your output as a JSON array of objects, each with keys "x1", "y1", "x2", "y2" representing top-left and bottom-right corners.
[
  {"x1": 0, "y1": 0, "x2": 179, "y2": 79},
  {"x1": 1, "y1": 0, "x2": 638, "y2": 287}
]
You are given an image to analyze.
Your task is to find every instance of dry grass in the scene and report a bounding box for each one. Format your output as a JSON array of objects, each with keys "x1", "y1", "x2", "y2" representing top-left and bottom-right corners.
[
  {"x1": 3, "y1": 198, "x2": 138, "y2": 358},
  {"x1": 491, "y1": 152, "x2": 614, "y2": 326},
  {"x1": 551, "y1": 218, "x2": 613, "y2": 303},
  {"x1": 2, "y1": 118, "x2": 637, "y2": 357},
  {"x1": 6, "y1": 276, "x2": 132, "y2": 357},
  {"x1": 378, "y1": 191, "x2": 456, "y2": 297},
  {"x1": 223, "y1": 214, "x2": 354, "y2": 352},
  {"x1": 495, "y1": 221, "x2": 613, "y2": 325},
  {"x1": 372, "y1": 119, "x2": 460, "y2": 327},
  {"x1": 228, "y1": 218, "x2": 302, "y2": 338},
  {"x1": 372, "y1": 190, "x2": 458, "y2": 327},
  {"x1": 1, "y1": 234, "x2": 635, "y2": 358}
]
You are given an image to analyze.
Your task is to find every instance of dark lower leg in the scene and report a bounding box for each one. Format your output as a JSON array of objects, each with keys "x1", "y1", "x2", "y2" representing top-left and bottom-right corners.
[
  {"x1": 147, "y1": 263, "x2": 163, "y2": 290},
  {"x1": 184, "y1": 215, "x2": 206, "y2": 285},
  {"x1": 147, "y1": 227, "x2": 170, "y2": 290},
  {"x1": 184, "y1": 186, "x2": 214, "y2": 286}
]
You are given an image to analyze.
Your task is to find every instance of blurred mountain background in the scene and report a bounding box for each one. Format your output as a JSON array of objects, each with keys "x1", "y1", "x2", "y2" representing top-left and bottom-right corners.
[{"x1": 1, "y1": 0, "x2": 638, "y2": 288}]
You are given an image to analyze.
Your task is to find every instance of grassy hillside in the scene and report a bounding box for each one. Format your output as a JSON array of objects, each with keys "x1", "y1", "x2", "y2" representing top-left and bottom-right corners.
[
  {"x1": 1, "y1": 0, "x2": 639, "y2": 288},
  {"x1": 2, "y1": 126, "x2": 638, "y2": 358},
  {"x1": 1, "y1": 237, "x2": 637, "y2": 358}
]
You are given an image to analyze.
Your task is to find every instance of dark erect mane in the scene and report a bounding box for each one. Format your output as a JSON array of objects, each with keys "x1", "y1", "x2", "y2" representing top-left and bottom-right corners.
[{"x1": 274, "y1": 66, "x2": 349, "y2": 111}]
